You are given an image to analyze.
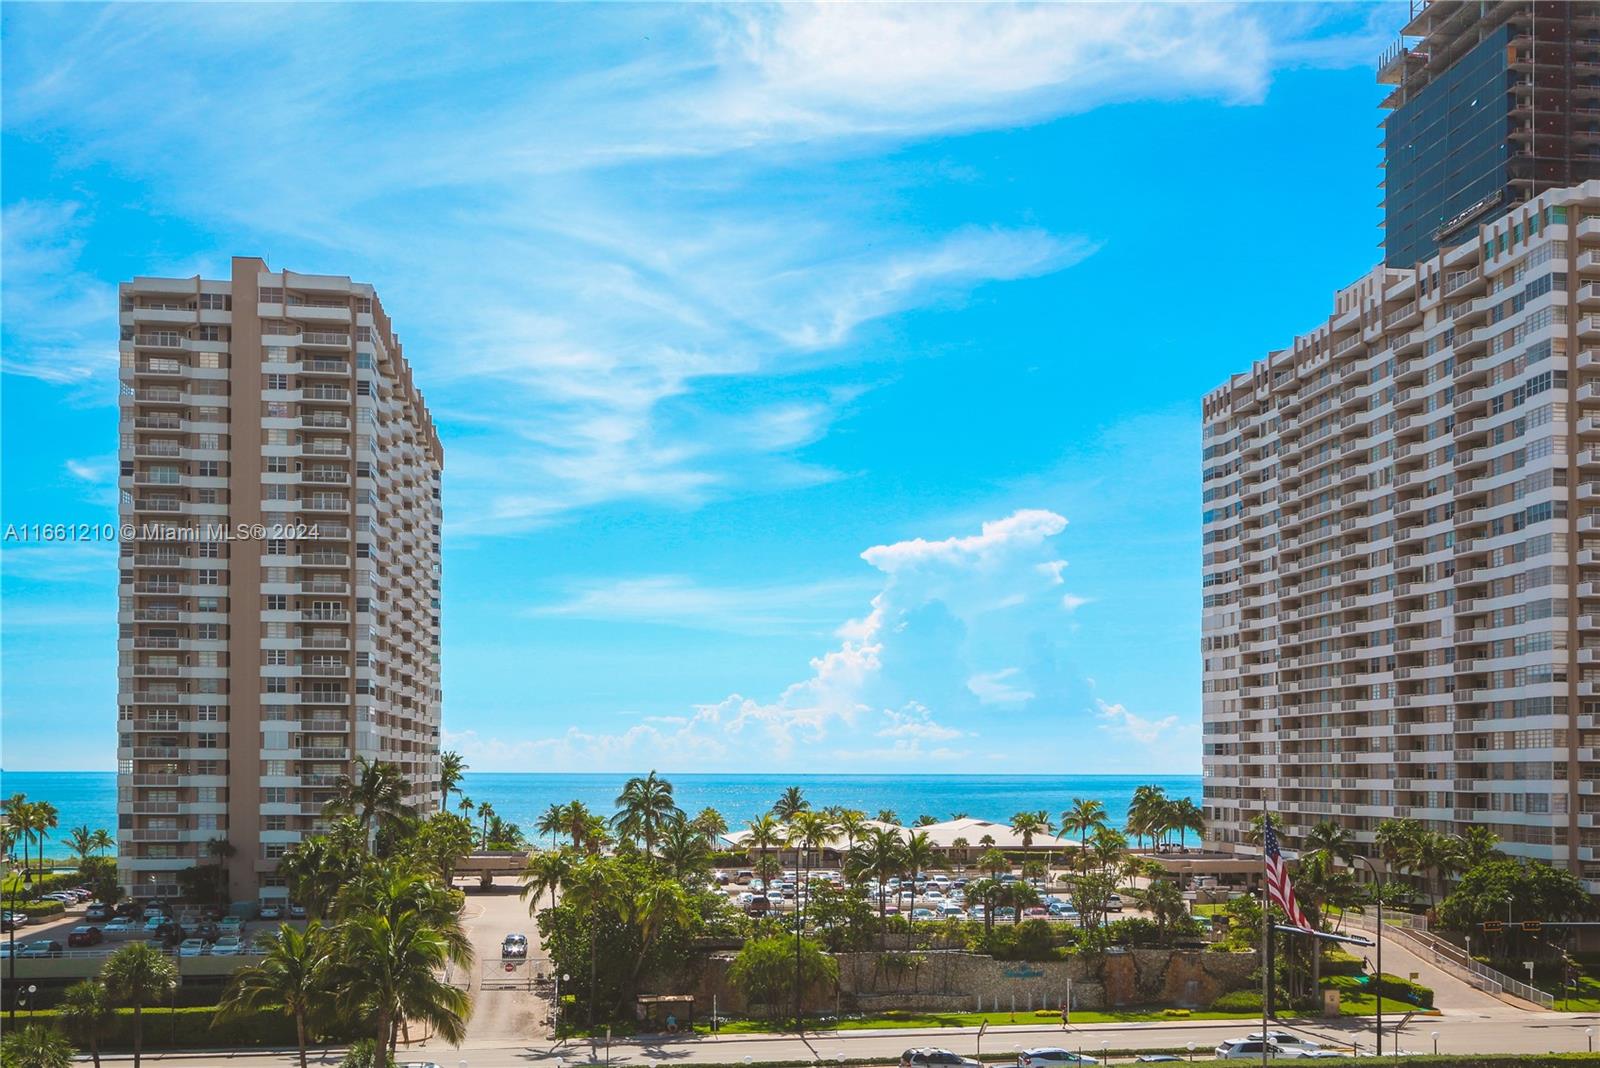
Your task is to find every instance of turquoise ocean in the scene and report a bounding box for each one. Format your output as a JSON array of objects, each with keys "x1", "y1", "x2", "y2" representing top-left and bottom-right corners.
[{"x1": 0, "y1": 771, "x2": 1201, "y2": 857}]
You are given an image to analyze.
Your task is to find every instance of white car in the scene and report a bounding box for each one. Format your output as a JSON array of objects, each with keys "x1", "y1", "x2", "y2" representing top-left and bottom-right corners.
[
  {"x1": 938, "y1": 904, "x2": 965, "y2": 918},
  {"x1": 1215, "y1": 1040, "x2": 1316, "y2": 1061},
  {"x1": 211, "y1": 935, "x2": 244, "y2": 956},
  {"x1": 1020, "y1": 1049, "x2": 1099, "y2": 1068},
  {"x1": 923, "y1": 889, "x2": 944, "y2": 901},
  {"x1": 910, "y1": 908, "x2": 938, "y2": 921},
  {"x1": 177, "y1": 938, "x2": 208, "y2": 957},
  {"x1": 1250, "y1": 1033, "x2": 1321, "y2": 1052},
  {"x1": 258, "y1": 903, "x2": 282, "y2": 920}
]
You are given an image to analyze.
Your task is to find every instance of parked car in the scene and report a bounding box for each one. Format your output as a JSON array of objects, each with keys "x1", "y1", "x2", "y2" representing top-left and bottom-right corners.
[
  {"x1": 67, "y1": 925, "x2": 104, "y2": 948},
  {"x1": 938, "y1": 904, "x2": 965, "y2": 918},
  {"x1": 910, "y1": 908, "x2": 938, "y2": 922},
  {"x1": 1020, "y1": 1049, "x2": 1099, "y2": 1068},
  {"x1": 1215, "y1": 1040, "x2": 1310, "y2": 1061},
  {"x1": 289, "y1": 903, "x2": 307, "y2": 919},
  {"x1": 502, "y1": 933, "x2": 529, "y2": 959},
  {"x1": 18, "y1": 939, "x2": 64, "y2": 958},
  {"x1": 258, "y1": 903, "x2": 283, "y2": 920},
  {"x1": 1105, "y1": 894, "x2": 1124, "y2": 912},
  {"x1": 0, "y1": 912, "x2": 27, "y2": 932},
  {"x1": 142, "y1": 907, "x2": 168, "y2": 921},
  {"x1": 218, "y1": 916, "x2": 243, "y2": 935},
  {"x1": 85, "y1": 903, "x2": 112, "y2": 922},
  {"x1": 211, "y1": 935, "x2": 244, "y2": 956},
  {"x1": 143, "y1": 915, "x2": 167, "y2": 934},
  {"x1": 1249, "y1": 1034, "x2": 1321, "y2": 1052},
  {"x1": 1136, "y1": 1056, "x2": 1183, "y2": 1063},
  {"x1": 994, "y1": 907, "x2": 1016, "y2": 921},
  {"x1": 745, "y1": 895, "x2": 771, "y2": 916},
  {"x1": 178, "y1": 938, "x2": 209, "y2": 957},
  {"x1": 113, "y1": 902, "x2": 141, "y2": 919},
  {"x1": 103, "y1": 918, "x2": 139, "y2": 935},
  {"x1": 1022, "y1": 907, "x2": 1050, "y2": 919},
  {"x1": 902, "y1": 1049, "x2": 981, "y2": 1068}
]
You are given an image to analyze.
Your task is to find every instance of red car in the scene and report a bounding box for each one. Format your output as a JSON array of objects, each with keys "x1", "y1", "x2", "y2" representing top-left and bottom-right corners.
[{"x1": 66, "y1": 925, "x2": 104, "y2": 948}]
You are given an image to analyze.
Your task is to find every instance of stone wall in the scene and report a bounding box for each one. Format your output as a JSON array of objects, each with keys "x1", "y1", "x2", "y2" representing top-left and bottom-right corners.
[{"x1": 656, "y1": 948, "x2": 1257, "y2": 1017}]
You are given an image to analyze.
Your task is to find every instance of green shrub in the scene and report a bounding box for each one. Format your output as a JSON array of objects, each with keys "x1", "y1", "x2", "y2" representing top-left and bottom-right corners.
[
  {"x1": 1323, "y1": 972, "x2": 1434, "y2": 1008},
  {"x1": 1322, "y1": 948, "x2": 1366, "y2": 976},
  {"x1": 10, "y1": 1006, "x2": 307, "y2": 1049},
  {"x1": 1209, "y1": 989, "x2": 1262, "y2": 1012},
  {"x1": 15, "y1": 900, "x2": 66, "y2": 918}
]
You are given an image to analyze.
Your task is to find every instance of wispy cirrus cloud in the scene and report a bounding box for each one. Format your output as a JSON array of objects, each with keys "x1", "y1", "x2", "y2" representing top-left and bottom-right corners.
[{"x1": 1, "y1": 3, "x2": 1382, "y2": 534}]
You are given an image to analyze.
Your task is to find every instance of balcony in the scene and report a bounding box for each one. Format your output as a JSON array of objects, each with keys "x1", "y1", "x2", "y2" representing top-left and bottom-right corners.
[
  {"x1": 132, "y1": 608, "x2": 182, "y2": 622},
  {"x1": 133, "y1": 333, "x2": 184, "y2": 349},
  {"x1": 301, "y1": 580, "x2": 349, "y2": 594},
  {"x1": 134, "y1": 442, "x2": 183, "y2": 457},
  {"x1": 299, "y1": 635, "x2": 350, "y2": 650},
  {"x1": 300, "y1": 332, "x2": 350, "y2": 347},
  {"x1": 300, "y1": 414, "x2": 350, "y2": 431},
  {"x1": 302, "y1": 359, "x2": 350, "y2": 375}
]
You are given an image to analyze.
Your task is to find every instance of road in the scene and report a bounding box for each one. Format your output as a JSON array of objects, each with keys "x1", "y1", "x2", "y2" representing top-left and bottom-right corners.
[{"x1": 92, "y1": 1006, "x2": 1600, "y2": 1065}]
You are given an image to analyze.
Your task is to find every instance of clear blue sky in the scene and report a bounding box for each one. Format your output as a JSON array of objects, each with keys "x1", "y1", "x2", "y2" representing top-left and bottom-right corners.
[{"x1": 0, "y1": 3, "x2": 1401, "y2": 773}]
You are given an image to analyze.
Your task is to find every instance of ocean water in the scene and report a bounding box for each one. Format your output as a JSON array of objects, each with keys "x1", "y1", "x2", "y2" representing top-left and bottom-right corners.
[{"x1": 0, "y1": 771, "x2": 1201, "y2": 856}]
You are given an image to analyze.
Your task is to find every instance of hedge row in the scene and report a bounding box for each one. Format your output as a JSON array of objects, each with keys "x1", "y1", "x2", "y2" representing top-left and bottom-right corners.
[
  {"x1": 11, "y1": 1005, "x2": 301, "y2": 1049},
  {"x1": 11, "y1": 899, "x2": 67, "y2": 918},
  {"x1": 1325, "y1": 971, "x2": 1435, "y2": 1008}
]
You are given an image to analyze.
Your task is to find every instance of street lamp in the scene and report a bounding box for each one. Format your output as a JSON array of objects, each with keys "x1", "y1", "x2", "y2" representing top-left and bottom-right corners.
[
  {"x1": 1101, "y1": 1041, "x2": 1109, "y2": 1065},
  {"x1": 1352, "y1": 856, "x2": 1384, "y2": 1058},
  {"x1": 1586, "y1": 1028, "x2": 1594, "y2": 1053},
  {"x1": 1187, "y1": 1042, "x2": 1196, "y2": 1063},
  {"x1": 1430, "y1": 1032, "x2": 1438, "y2": 1056}
]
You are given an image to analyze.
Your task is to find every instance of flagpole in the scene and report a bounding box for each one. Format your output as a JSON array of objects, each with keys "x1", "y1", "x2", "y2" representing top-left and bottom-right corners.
[{"x1": 1260, "y1": 801, "x2": 1269, "y2": 1068}]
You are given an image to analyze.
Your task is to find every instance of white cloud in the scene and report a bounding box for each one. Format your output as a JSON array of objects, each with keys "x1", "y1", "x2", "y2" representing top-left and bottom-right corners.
[
  {"x1": 966, "y1": 668, "x2": 1034, "y2": 706},
  {"x1": 456, "y1": 509, "x2": 1092, "y2": 770},
  {"x1": 0, "y1": 201, "x2": 117, "y2": 385},
  {"x1": 1061, "y1": 593, "x2": 1092, "y2": 612},
  {"x1": 64, "y1": 457, "x2": 114, "y2": 483},
  {"x1": 1095, "y1": 698, "x2": 1179, "y2": 746},
  {"x1": 528, "y1": 573, "x2": 870, "y2": 633},
  {"x1": 0, "y1": 3, "x2": 1377, "y2": 531}
]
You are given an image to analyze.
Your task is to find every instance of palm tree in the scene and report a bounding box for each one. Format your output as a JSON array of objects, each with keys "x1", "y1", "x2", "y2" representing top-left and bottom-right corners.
[
  {"x1": 2, "y1": 793, "x2": 32, "y2": 882},
  {"x1": 579, "y1": 812, "x2": 611, "y2": 854},
  {"x1": 457, "y1": 796, "x2": 476, "y2": 822},
  {"x1": 618, "y1": 877, "x2": 696, "y2": 1010},
  {"x1": 690, "y1": 807, "x2": 729, "y2": 848},
  {"x1": 1302, "y1": 820, "x2": 1356, "y2": 868},
  {"x1": 325, "y1": 757, "x2": 415, "y2": 839},
  {"x1": 101, "y1": 942, "x2": 178, "y2": 1068},
  {"x1": 1405, "y1": 830, "x2": 1464, "y2": 906},
  {"x1": 535, "y1": 803, "x2": 567, "y2": 849},
  {"x1": 658, "y1": 821, "x2": 713, "y2": 882},
  {"x1": 1135, "y1": 877, "x2": 1189, "y2": 944},
  {"x1": 1375, "y1": 817, "x2": 1422, "y2": 872},
  {"x1": 334, "y1": 901, "x2": 472, "y2": 1055},
  {"x1": 847, "y1": 827, "x2": 904, "y2": 947},
  {"x1": 59, "y1": 978, "x2": 113, "y2": 1068},
  {"x1": 519, "y1": 848, "x2": 575, "y2": 914},
  {"x1": 835, "y1": 809, "x2": 868, "y2": 857},
  {"x1": 977, "y1": 848, "x2": 1009, "y2": 879},
  {"x1": 1171, "y1": 798, "x2": 1205, "y2": 849},
  {"x1": 1125, "y1": 785, "x2": 1165, "y2": 853},
  {"x1": 67, "y1": 826, "x2": 97, "y2": 866},
  {"x1": 278, "y1": 833, "x2": 363, "y2": 919},
  {"x1": 220, "y1": 923, "x2": 330, "y2": 1068},
  {"x1": 561, "y1": 858, "x2": 623, "y2": 1026},
  {"x1": 876, "y1": 808, "x2": 899, "y2": 824},
  {"x1": 612, "y1": 771, "x2": 681, "y2": 855},
  {"x1": 332, "y1": 867, "x2": 472, "y2": 1052},
  {"x1": 90, "y1": 828, "x2": 115, "y2": 858},
  {"x1": 900, "y1": 829, "x2": 936, "y2": 935},
  {"x1": 789, "y1": 810, "x2": 836, "y2": 934},
  {"x1": 1457, "y1": 825, "x2": 1501, "y2": 868},
  {"x1": 1061, "y1": 798, "x2": 1107, "y2": 855},
  {"x1": 745, "y1": 813, "x2": 783, "y2": 884},
  {"x1": 1010, "y1": 811, "x2": 1050, "y2": 871},
  {"x1": 772, "y1": 786, "x2": 810, "y2": 821},
  {"x1": 437, "y1": 750, "x2": 467, "y2": 814},
  {"x1": 0, "y1": 1025, "x2": 74, "y2": 1068},
  {"x1": 476, "y1": 802, "x2": 497, "y2": 850}
]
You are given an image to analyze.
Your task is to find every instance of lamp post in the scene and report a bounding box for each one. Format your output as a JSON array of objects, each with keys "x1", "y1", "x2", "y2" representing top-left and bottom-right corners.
[
  {"x1": 1430, "y1": 1032, "x2": 1438, "y2": 1056},
  {"x1": 1353, "y1": 855, "x2": 1383, "y2": 1058},
  {"x1": 1187, "y1": 1042, "x2": 1196, "y2": 1063},
  {"x1": 1586, "y1": 1028, "x2": 1594, "y2": 1053}
]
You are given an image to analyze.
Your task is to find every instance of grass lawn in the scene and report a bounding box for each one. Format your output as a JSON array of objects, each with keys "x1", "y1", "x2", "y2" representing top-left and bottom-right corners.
[
  {"x1": 1546, "y1": 974, "x2": 1600, "y2": 1012},
  {"x1": 697, "y1": 1000, "x2": 1422, "y2": 1035}
]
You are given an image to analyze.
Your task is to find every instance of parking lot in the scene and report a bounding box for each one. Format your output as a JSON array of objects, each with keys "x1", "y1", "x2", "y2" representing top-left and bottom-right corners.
[
  {"x1": 713, "y1": 867, "x2": 1124, "y2": 925},
  {"x1": 3, "y1": 889, "x2": 294, "y2": 962}
]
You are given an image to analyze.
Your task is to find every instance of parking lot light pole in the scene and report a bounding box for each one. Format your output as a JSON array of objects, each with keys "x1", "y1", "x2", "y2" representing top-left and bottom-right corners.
[{"x1": 1353, "y1": 856, "x2": 1383, "y2": 1058}]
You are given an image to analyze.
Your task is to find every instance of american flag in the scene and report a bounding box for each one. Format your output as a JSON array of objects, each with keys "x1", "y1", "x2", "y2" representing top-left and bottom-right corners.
[{"x1": 1263, "y1": 816, "x2": 1312, "y2": 930}]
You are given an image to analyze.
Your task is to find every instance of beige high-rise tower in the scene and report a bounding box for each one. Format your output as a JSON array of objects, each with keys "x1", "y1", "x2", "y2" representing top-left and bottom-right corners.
[
  {"x1": 1202, "y1": 186, "x2": 1600, "y2": 893},
  {"x1": 116, "y1": 257, "x2": 443, "y2": 905}
]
